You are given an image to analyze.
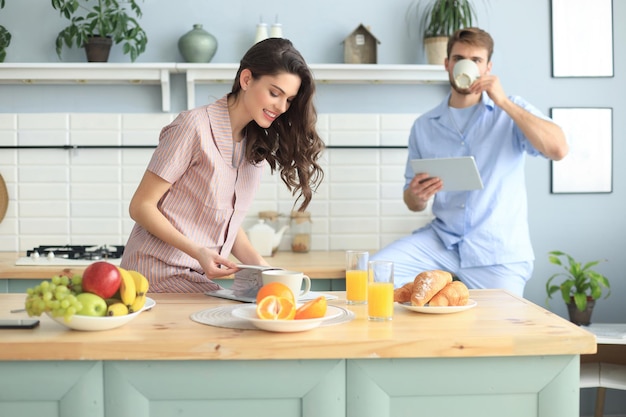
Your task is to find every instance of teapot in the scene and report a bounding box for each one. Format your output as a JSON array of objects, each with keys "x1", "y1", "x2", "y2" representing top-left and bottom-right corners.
[{"x1": 247, "y1": 219, "x2": 289, "y2": 256}]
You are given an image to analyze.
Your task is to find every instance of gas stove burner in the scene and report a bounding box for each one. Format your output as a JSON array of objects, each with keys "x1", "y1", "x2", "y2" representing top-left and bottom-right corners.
[{"x1": 26, "y1": 245, "x2": 125, "y2": 261}]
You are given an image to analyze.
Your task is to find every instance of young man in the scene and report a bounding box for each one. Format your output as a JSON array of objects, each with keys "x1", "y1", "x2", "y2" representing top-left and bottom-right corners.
[{"x1": 372, "y1": 28, "x2": 568, "y2": 297}]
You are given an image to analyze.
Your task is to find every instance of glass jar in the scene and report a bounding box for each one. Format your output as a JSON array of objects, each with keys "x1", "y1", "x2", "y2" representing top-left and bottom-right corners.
[
  {"x1": 258, "y1": 210, "x2": 280, "y2": 231},
  {"x1": 290, "y1": 211, "x2": 311, "y2": 253}
]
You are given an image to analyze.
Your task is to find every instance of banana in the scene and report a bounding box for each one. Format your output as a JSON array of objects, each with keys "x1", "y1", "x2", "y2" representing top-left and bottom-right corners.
[
  {"x1": 117, "y1": 267, "x2": 136, "y2": 306},
  {"x1": 107, "y1": 302, "x2": 129, "y2": 316},
  {"x1": 104, "y1": 297, "x2": 123, "y2": 306},
  {"x1": 128, "y1": 270, "x2": 149, "y2": 296},
  {"x1": 128, "y1": 294, "x2": 146, "y2": 313}
]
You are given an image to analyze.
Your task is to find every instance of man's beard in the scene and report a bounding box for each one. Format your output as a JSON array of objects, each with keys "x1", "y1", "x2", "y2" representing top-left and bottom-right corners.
[{"x1": 449, "y1": 76, "x2": 473, "y2": 95}]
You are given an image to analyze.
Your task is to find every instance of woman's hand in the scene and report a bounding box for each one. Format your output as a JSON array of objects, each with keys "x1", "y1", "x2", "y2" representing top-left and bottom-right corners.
[{"x1": 195, "y1": 246, "x2": 240, "y2": 279}]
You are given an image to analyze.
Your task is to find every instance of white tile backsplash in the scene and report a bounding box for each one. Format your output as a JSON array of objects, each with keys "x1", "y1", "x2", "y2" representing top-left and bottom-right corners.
[
  {"x1": 70, "y1": 166, "x2": 121, "y2": 183},
  {"x1": 122, "y1": 113, "x2": 173, "y2": 130},
  {"x1": 330, "y1": 114, "x2": 380, "y2": 130},
  {"x1": 18, "y1": 114, "x2": 68, "y2": 130},
  {"x1": 0, "y1": 130, "x2": 17, "y2": 145},
  {"x1": 0, "y1": 114, "x2": 17, "y2": 129},
  {"x1": 18, "y1": 130, "x2": 69, "y2": 146},
  {"x1": 70, "y1": 113, "x2": 121, "y2": 130},
  {"x1": 18, "y1": 184, "x2": 69, "y2": 201},
  {"x1": 1, "y1": 112, "x2": 434, "y2": 253},
  {"x1": 71, "y1": 130, "x2": 121, "y2": 146},
  {"x1": 19, "y1": 166, "x2": 69, "y2": 183},
  {"x1": 20, "y1": 201, "x2": 68, "y2": 218},
  {"x1": 70, "y1": 184, "x2": 120, "y2": 201},
  {"x1": 19, "y1": 218, "x2": 69, "y2": 235}
]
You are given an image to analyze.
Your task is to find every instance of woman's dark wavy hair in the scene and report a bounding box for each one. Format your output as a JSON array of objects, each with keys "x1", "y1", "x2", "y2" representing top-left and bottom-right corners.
[{"x1": 229, "y1": 38, "x2": 324, "y2": 211}]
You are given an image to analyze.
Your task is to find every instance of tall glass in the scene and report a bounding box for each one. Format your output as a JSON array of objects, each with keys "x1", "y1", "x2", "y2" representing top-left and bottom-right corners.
[
  {"x1": 345, "y1": 250, "x2": 369, "y2": 305},
  {"x1": 367, "y1": 260, "x2": 394, "y2": 321}
]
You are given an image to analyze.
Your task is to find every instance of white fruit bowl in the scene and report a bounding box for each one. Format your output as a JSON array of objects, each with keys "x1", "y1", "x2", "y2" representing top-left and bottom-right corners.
[{"x1": 46, "y1": 297, "x2": 156, "y2": 331}]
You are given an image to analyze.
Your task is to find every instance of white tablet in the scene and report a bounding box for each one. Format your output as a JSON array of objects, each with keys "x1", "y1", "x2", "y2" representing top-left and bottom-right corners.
[{"x1": 410, "y1": 156, "x2": 483, "y2": 191}]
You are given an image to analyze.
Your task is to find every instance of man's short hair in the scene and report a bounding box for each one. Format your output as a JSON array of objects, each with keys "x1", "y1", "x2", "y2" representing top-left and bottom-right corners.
[{"x1": 447, "y1": 27, "x2": 494, "y2": 61}]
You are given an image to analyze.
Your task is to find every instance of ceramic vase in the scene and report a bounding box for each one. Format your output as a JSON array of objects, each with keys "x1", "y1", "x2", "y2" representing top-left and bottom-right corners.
[{"x1": 178, "y1": 24, "x2": 218, "y2": 63}]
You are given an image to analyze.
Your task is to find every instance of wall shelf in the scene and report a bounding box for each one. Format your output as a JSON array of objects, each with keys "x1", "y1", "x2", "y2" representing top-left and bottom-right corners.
[
  {"x1": 0, "y1": 63, "x2": 175, "y2": 112},
  {"x1": 0, "y1": 63, "x2": 447, "y2": 112},
  {"x1": 180, "y1": 63, "x2": 448, "y2": 110}
]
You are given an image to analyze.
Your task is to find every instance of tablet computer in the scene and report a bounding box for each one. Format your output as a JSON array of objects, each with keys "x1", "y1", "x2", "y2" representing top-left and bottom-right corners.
[{"x1": 410, "y1": 156, "x2": 483, "y2": 191}]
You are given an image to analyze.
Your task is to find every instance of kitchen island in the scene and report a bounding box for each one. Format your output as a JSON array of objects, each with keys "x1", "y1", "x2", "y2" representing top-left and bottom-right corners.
[{"x1": 0, "y1": 291, "x2": 595, "y2": 417}]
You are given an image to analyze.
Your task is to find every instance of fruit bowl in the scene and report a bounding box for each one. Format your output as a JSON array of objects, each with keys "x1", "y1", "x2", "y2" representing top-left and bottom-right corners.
[{"x1": 46, "y1": 297, "x2": 156, "y2": 331}]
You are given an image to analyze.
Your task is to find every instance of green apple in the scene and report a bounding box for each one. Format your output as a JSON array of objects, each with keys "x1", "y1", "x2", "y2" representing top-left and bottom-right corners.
[{"x1": 76, "y1": 292, "x2": 107, "y2": 317}]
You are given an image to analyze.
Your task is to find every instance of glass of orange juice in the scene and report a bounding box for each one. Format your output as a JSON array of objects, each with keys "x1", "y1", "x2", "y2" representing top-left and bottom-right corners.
[
  {"x1": 367, "y1": 260, "x2": 394, "y2": 321},
  {"x1": 345, "y1": 250, "x2": 369, "y2": 305}
]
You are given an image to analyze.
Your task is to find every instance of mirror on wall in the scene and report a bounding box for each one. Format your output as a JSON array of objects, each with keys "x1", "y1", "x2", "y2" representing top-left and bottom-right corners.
[
  {"x1": 551, "y1": 0, "x2": 614, "y2": 77},
  {"x1": 550, "y1": 108, "x2": 613, "y2": 194}
]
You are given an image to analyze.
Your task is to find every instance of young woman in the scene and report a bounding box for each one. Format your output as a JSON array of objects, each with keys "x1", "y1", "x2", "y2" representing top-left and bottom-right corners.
[{"x1": 120, "y1": 38, "x2": 324, "y2": 293}]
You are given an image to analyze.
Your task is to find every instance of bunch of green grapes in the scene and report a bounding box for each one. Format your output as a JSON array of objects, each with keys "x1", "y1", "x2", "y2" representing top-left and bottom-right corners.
[{"x1": 25, "y1": 274, "x2": 84, "y2": 322}]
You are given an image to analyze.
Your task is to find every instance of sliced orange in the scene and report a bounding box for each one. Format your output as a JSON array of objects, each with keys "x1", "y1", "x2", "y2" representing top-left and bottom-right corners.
[
  {"x1": 295, "y1": 296, "x2": 327, "y2": 320},
  {"x1": 256, "y1": 295, "x2": 296, "y2": 320},
  {"x1": 256, "y1": 282, "x2": 295, "y2": 305}
]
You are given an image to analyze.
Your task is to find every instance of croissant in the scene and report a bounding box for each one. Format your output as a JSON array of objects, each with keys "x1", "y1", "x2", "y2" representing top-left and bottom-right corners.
[
  {"x1": 393, "y1": 282, "x2": 413, "y2": 303},
  {"x1": 411, "y1": 270, "x2": 453, "y2": 306},
  {"x1": 428, "y1": 281, "x2": 469, "y2": 307}
]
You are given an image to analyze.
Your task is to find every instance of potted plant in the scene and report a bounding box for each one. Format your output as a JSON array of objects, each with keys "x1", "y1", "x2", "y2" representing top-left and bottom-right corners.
[
  {"x1": 407, "y1": 0, "x2": 479, "y2": 65},
  {"x1": 545, "y1": 250, "x2": 611, "y2": 325},
  {"x1": 0, "y1": 0, "x2": 11, "y2": 62},
  {"x1": 51, "y1": 0, "x2": 148, "y2": 62}
]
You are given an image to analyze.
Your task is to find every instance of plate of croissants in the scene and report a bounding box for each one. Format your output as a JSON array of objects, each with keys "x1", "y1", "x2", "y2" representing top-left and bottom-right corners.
[{"x1": 393, "y1": 269, "x2": 477, "y2": 314}]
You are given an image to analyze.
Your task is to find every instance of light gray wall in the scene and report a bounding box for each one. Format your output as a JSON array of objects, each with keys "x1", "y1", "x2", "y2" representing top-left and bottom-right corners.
[{"x1": 1, "y1": 2, "x2": 625, "y2": 412}]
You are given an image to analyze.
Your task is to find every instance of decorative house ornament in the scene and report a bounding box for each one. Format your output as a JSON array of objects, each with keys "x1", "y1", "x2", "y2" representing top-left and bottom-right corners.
[{"x1": 343, "y1": 24, "x2": 380, "y2": 64}]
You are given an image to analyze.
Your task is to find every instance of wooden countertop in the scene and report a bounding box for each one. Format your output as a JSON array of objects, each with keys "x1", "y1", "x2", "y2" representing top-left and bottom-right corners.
[
  {"x1": 0, "y1": 290, "x2": 597, "y2": 361},
  {"x1": 0, "y1": 251, "x2": 347, "y2": 280}
]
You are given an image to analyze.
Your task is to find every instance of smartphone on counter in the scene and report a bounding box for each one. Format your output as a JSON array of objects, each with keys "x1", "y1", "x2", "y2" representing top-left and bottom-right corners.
[{"x1": 0, "y1": 319, "x2": 40, "y2": 329}]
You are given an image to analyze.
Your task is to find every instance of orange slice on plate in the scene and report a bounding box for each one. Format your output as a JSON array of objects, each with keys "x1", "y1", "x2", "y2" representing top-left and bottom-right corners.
[
  {"x1": 295, "y1": 296, "x2": 327, "y2": 320},
  {"x1": 256, "y1": 295, "x2": 296, "y2": 320},
  {"x1": 256, "y1": 282, "x2": 295, "y2": 305}
]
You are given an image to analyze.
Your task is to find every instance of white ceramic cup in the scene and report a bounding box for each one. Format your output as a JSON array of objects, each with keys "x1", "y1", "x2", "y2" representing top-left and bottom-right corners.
[
  {"x1": 261, "y1": 270, "x2": 311, "y2": 301},
  {"x1": 453, "y1": 59, "x2": 480, "y2": 89}
]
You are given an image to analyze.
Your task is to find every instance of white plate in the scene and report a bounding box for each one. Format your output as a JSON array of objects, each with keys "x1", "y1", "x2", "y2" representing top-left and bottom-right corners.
[
  {"x1": 46, "y1": 297, "x2": 156, "y2": 331},
  {"x1": 398, "y1": 299, "x2": 477, "y2": 314},
  {"x1": 231, "y1": 305, "x2": 343, "y2": 333}
]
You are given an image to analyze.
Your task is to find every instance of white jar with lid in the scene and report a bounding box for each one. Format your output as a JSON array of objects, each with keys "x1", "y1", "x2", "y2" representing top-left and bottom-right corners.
[
  {"x1": 255, "y1": 23, "x2": 268, "y2": 44},
  {"x1": 270, "y1": 23, "x2": 283, "y2": 38}
]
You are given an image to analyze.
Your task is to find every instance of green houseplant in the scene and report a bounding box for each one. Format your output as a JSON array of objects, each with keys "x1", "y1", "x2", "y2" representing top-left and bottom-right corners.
[
  {"x1": 407, "y1": 0, "x2": 480, "y2": 65},
  {"x1": 0, "y1": 0, "x2": 11, "y2": 62},
  {"x1": 545, "y1": 250, "x2": 610, "y2": 325},
  {"x1": 51, "y1": 0, "x2": 147, "y2": 62}
]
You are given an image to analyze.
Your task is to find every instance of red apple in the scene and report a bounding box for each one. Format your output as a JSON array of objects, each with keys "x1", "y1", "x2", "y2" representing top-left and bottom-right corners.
[{"x1": 81, "y1": 261, "x2": 122, "y2": 299}]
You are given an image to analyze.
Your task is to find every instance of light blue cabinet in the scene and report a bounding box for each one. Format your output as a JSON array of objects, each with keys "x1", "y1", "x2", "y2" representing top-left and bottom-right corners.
[
  {"x1": 104, "y1": 360, "x2": 346, "y2": 417},
  {"x1": 347, "y1": 356, "x2": 580, "y2": 417},
  {"x1": 0, "y1": 356, "x2": 580, "y2": 417},
  {"x1": 0, "y1": 361, "x2": 103, "y2": 417}
]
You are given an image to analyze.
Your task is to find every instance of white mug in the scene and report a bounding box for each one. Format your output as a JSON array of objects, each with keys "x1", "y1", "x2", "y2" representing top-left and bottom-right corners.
[
  {"x1": 261, "y1": 270, "x2": 311, "y2": 301},
  {"x1": 453, "y1": 59, "x2": 480, "y2": 89}
]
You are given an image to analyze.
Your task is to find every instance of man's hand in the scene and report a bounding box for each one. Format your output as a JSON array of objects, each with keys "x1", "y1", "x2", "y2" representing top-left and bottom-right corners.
[
  {"x1": 404, "y1": 173, "x2": 442, "y2": 212},
  {"x1": 469, "y1": 74, "x2": 507, "y2": 107}
]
